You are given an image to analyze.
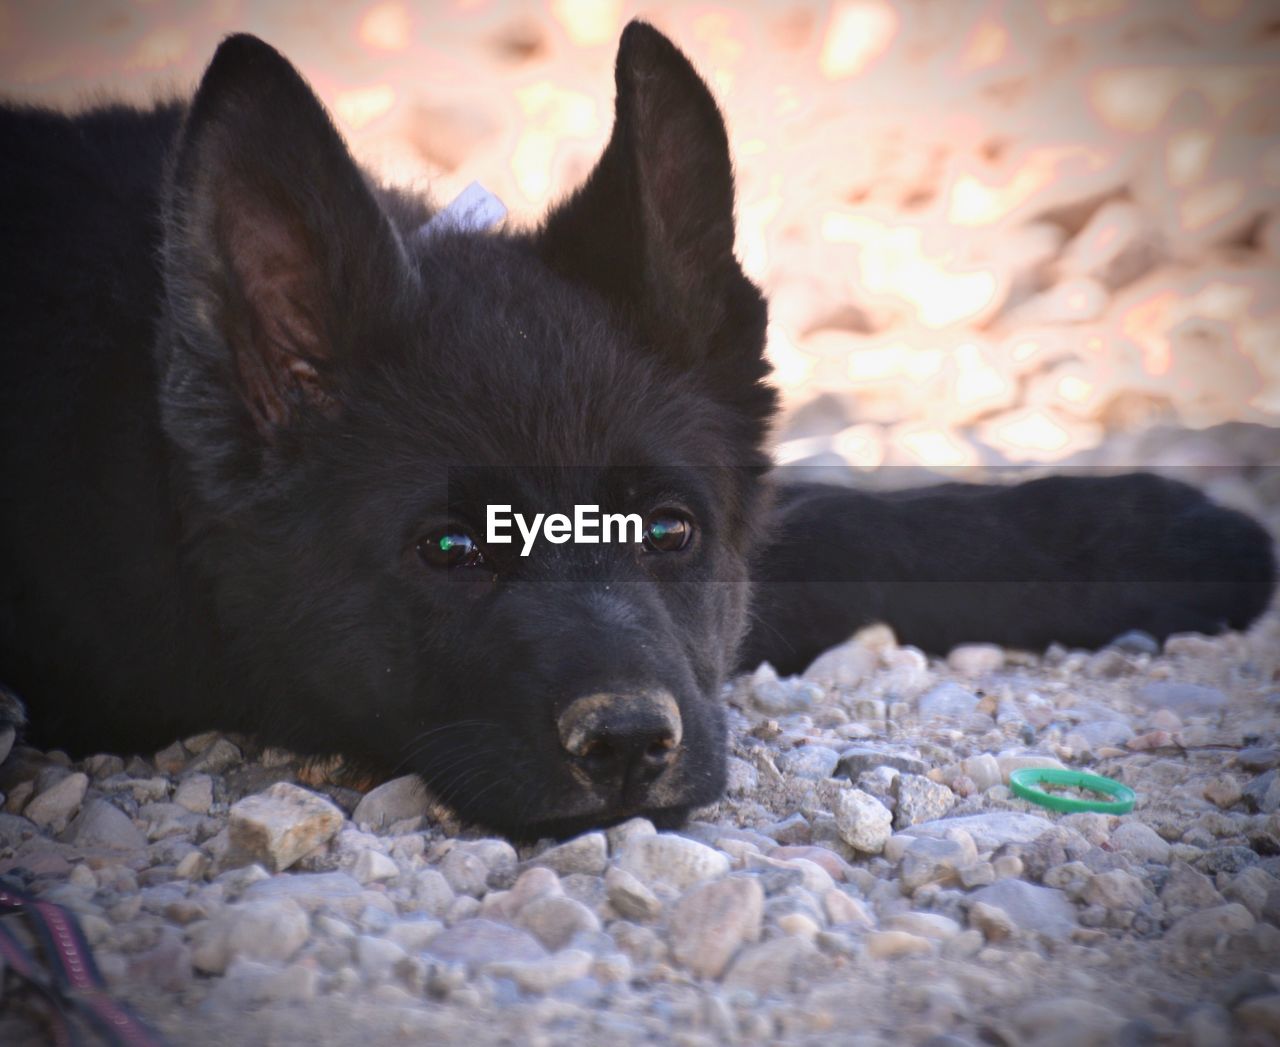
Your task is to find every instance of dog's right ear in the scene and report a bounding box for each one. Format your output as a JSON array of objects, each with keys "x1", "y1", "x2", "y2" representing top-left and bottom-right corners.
[
  {"x1": 159, "y1": 35, "x2": 410, "y2": 497},
  {"x1": 537, "y1": 22, "x2": 774, "y2": 434}
]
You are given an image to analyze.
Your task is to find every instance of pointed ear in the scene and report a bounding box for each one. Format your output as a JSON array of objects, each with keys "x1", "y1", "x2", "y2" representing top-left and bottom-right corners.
[
  {"x1": 537, "y1": 22, "x2": 774, "y2": 427},
  {"x1": 160, "y1": 34, "x2": 409, "y2": 455}
]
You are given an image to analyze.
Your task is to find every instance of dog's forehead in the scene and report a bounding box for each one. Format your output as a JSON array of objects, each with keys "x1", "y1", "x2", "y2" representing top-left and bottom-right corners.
[
  {"x1": 380, "y1": 234, "x2": 727, "y2": 468},
  {"x1": 412, "y1": 232, "x2": 607, "y2": 340}
]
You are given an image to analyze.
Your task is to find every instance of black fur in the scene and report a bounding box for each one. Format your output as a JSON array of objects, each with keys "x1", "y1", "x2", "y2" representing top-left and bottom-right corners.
[{"x1": 1, "y1": 25, "x2": 1274, "y2": 839}]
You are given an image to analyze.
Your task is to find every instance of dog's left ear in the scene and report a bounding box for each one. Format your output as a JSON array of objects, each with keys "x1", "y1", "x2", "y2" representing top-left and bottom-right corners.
[
  {"x1": 538, "y1": 21, "x2": 774, "y2": 428},
  {"x1": 158, "y1": 35, "x2": 412, "y2": 500}
]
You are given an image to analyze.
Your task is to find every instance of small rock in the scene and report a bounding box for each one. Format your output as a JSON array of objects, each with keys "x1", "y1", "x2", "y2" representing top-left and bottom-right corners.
[
  {"x1": 1237, "y1": 747, "x2": 1280, "y2": 772},
  {"x1": 1084, "y1": 648, "x2": 1130, "y2": 679},
  {"x1": 1221, "y1": 867, "x2": 1273, "y2": 920},
  {"x1": 969, "y1": 901, "x2": 1016, "y2": 941},
  {"x1": 894, "y1": 774, "x2": 955, "y2": 828},
  {"x1": 492, "y1": 866, "x2": 563, "y2": 919},
  {"x1": 1243, "y1": 770, "x2": 1280, "y2": 814},
  {"x1": 61, "y1": 799, "x2": 146, "y2": 853},
  {"x1": 182, "y1": 730, "x2": 220, "y2": 754},
  {"x1": 191, "y1": 899, "x2": 309, "y2": 974},
  {"x1": 618, "y1": 833, "x2": 729, "y2": 891},
  {"x1": 834, "y1": 788, "x2": 894, "y2": 854},
  {"x1": 1160, "y1": 863, "x2": 1225, "y2": 915},
  {"x1": 1167, "y1": 903, "x2": 1254, "y2": 948},
  {"x1": 803, "y1": 638, "x2": 880, "y2": 689},
  {"x1": 960, "y1": 755, "x2": 1002, "y2": 792},
  {"x1": 1083, "y1": 870, "x2": 1145, "y2": 910},
  {"x1": 425, "y1": 918, "x2": 547, "y2": 967},
  {"x1": 958, "y1": 862, "x2": 996, "y2": 889},
  {"x1": 242, "y1": 871, "x2": 366, "y2": 916},
  {"x1": 517, "y1": 894, "x2": 600, "y2": 951},
  {"x1": 769, "y1": 845, "x2": 853, "y2": 883},
  {"x1": 750, "y1": 662, "x2": 822, "y2": 714},
  {"x1": 778, "y1": 745, "x2": 840, "y2": 780},
  {"x1": 884, "y1": 912, "x2": 961, "y2": 940},
  {"x1": 762, "y1": 812, "x2": 811, "y2": 845},
  {"x1": 384, "y1": 918, "x2": 443, "y2": 952},
  {"x1": 838, "y1": 747, "x2": 928, "y2": 778},
  {"x1": 1133, "y1": 682, "x2": 1227, "y2": 715},
  {"x1": 605, "y1": 866, "x2": 663, "y2": 921},
  {"x1": 722, "y1": 936, "x2": 817, "y2": 994},
  {"x1": 918, "y1": 683, "x2": 980, "y2": 720},
  {"x1": 879, "y1": 646, "x2": 931, "y2": 695},
  {"x1": 24, "y1": 772, "x2": 88, "y2": 833},
  {"x1": 776, "y1": 912, "x2": 821, "y2": 940},
  {"x1": 1011, "y1": 997, "x2": 1125, "y2": 1045},
  {"x1": 899, "y1": 811, "x2": 1051, "y2": 852},
  {"x1": 354, "y1": 934, "x2": 408, "y2": 982},
  {"x1": 1203, "y1": 775, "x2": 1243, "y2": 809},
  {"x1": 1065, "y1": 721, "x2": 1134, "y2": 751},
  {"x1": 947, "y1": 644, "x2": 1004, "y2": 676},
  {"x1": 439, "y1": 848, "x2": 491, "y2": 897},
  {"x1": 994, "y1": 754, "x2": 1068, "y2": 783},
  {"x1": 605, "y1": 817, "x2": 656, "y2": 853},
  {"x1": 351, "y1": 775, "x2": 429, "y2": 832},
  {"x1": 856, "y1": 767, "x2": 899, "y2": 811},
  {"x1": 411, "y1": 869, "x2": 456, "y2": 918},
  {"x1": 128, "y1": 777, "x2": 169, "y2": 803},
  {"x1": 864, "y1": 930, "x2": 934, "y2": 959},
  {"x1": 227, "y1": 783, "x2": 344, "y2": 873},
  {"x1": 352, "y1": 850, "x2": 400, "y2": 884},
  {"x1": 483, "y1": 949, "x2": 593, "y2": 994},
  {"x1": 899, "y1": 834, "x2": 978, "y2": 891},
  {"x1": 187, "y1": 738, "x2": 241, "y2": 774},
  {"x1": 823, "y1": 889, "x2": 875, "y2": 929},
  {"x1": 669, "y1": 876, "x2": 764, "y2": 980},
  {"x1": 173, "y1": 774, "x2": 214, "y2": 815},
  {"x1": 83, "y1": 754, "x2": 125, "y2": 779},
  {"x1": 1111, "y1": 629, "x2": 1160, "y2": 655},
  {"x1": 1127, "y1": 730, "x2": 1175, "y2": 751},
  {"x1": 1110, "y1": 821, "x2": 1171, "y2": 864},
  {"x1": 968, "y1": 879, "x2": 1076, "y2": 940},
  {"x1": 1163, "y1": 634, "x2": 1222, "y2": 658},
  {"x1": 993, "y1": 854, "x2": 1024, "y2": 880},
  {"x1": 533, "y1": 832, "x2": 608, "y2": 876},
  {"x1": 452, "y1": 839, "x2": 517, "y2": 886},
  {"x1": 154, "y1": 741, "x2": 187, "y2": 775}
]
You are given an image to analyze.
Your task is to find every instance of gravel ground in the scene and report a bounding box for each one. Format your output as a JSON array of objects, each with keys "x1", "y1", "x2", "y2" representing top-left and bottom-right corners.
[{"x1": 2, "y1": 470, "x2": 1278, "y2": 1046}]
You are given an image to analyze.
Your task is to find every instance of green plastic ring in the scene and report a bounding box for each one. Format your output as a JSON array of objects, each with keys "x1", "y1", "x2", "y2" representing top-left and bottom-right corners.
[{"x1": 1009, "y1": 767, "x2": 1136, "y2": 814}]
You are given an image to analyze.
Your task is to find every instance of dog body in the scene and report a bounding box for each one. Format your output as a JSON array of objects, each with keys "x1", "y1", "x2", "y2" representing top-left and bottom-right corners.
[{"x1": 1, "y1": 26, "x2": 1274, "y2": 838}]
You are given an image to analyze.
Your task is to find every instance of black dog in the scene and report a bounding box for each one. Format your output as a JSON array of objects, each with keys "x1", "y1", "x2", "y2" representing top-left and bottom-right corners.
[{"x1": 1, "y1": 24, "x2": 1273, "y2": 839}]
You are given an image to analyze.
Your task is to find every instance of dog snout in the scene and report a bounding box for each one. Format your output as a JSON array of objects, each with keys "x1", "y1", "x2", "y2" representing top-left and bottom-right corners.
[{"x1": 558, "y1": 690, "x2": 683, "y2": 789}]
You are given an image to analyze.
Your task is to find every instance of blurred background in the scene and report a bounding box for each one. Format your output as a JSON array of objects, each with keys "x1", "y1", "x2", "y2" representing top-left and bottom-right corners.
[{"x1": 3, "y1": 0, "x2": 1278, "y2": 494}]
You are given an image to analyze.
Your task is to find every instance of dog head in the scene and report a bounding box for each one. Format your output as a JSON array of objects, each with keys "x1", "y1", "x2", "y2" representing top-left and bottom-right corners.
[{"x1": 158, "y1": 24, "x2": 775, "y2": 838}]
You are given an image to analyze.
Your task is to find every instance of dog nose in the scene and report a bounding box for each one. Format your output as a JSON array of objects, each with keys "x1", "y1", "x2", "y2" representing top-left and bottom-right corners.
[{"x1": 558, "y1": 690, "x2": 683, "y2": 788}]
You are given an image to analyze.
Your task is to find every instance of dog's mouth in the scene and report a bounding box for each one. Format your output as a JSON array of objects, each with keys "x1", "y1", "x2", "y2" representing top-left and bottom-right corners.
[
  {"x1": 400, "y1": 684, "x2": 727, "y2": 840},
  {"x1": 435, "y1": 763, "x2": 711, "y2": 842},
  {"x1": 407, "y1": 742, "x2": 719, "y2": 842}
]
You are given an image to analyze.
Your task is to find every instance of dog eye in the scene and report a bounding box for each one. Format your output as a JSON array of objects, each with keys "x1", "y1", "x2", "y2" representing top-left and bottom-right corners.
[
  {"x1": 417, "y1": 529, "x2": 486, "y2": 569},
  {"x1": 642, "y1": 511, "x2": 693, "y2": 553}
]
